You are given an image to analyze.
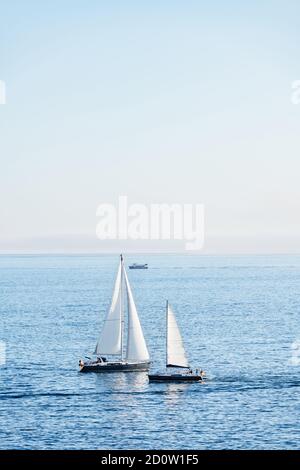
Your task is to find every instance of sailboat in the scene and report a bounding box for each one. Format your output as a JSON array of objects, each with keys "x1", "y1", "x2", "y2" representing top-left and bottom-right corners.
[
  {"x1": 79, "y1": 255, "x2": 150, "y2": 373},
  {"x1": 148, "y1": 301, "x2": 204, "y2": 382}
]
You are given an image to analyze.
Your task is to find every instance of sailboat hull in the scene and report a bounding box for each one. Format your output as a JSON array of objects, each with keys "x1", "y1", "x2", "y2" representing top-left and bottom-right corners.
[
  {"x1": 80, "y1": 361, "x2": 150, "y2": 373},
  {"x1": 148, "y1": 373, "x2": 202, "y2": 382}
]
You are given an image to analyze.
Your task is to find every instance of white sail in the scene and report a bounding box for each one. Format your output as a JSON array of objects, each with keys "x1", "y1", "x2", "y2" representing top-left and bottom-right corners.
[
  {"x1": 94, "y1": 259, "x2": 122, "y2": 355},
  {"x1": 123, "y1": 266, "x2": 150, "y2": 362},
  {"x1": 167, "y1": 303, "x2": 189, "y2": 368}
]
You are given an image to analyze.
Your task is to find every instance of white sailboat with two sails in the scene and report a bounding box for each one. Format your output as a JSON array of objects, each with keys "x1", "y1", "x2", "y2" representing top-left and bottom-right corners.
[{"x1": 79, "y1": 255, "x2": 150, "y2": 372}]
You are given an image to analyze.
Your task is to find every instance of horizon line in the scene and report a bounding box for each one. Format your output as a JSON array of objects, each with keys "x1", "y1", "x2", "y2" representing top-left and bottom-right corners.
[{"x1": 1, "y1": 251, "x2": 300, "y2": 256}]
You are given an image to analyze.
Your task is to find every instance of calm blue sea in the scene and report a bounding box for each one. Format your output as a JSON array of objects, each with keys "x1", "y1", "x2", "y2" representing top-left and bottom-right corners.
[{"x1": 0, "y1": 254, "x2": 300, "y2": 449}]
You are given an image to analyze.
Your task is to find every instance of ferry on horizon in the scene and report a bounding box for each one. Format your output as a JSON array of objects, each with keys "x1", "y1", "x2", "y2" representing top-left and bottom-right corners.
[{"x1": 129, "y1": 263, "x2": 148, "y2": 270}]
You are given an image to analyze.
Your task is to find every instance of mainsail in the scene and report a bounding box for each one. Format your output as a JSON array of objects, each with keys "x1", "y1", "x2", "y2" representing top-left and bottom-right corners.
[
  {"x1": 166, "y1": 302, "x2": 189, "y2": 368},
  {"x1": 123, "y1": 268, "x2": 150, "y2": 362},
  {"x1": 94, "y1": 259, "x2": 122, "y2": 355}
]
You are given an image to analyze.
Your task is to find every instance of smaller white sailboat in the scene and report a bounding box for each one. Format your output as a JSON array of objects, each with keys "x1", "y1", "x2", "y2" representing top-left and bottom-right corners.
[
  {"x1": 79, "y1": 255, "x2": 150, "y2": 373},
  {"x1": 148, "y1": 301, "x2": 204, "y2": 382}
]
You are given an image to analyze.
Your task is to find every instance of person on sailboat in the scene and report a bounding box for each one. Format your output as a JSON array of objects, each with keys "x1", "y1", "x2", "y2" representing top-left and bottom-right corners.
[{"x1": 96, "y1": 356, "x2": 107, "y2": 363}]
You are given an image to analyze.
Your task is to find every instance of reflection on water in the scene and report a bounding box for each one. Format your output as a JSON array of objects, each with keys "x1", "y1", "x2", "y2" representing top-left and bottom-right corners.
[
  {"x1": 162, "y1": 383, "x2": 191, "y2": 405},
  {"x1": 94, "y1": 372, "x2": 148, "y2": 391},
  {"x1": 94, "y1": 371, "x2": 204, "y2": 406}
]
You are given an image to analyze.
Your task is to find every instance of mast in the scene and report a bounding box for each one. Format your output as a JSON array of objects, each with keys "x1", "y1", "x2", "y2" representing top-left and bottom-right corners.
[
  {"x1": 166, "y1": 300, "x2": 168, "y2": 368},
  {"x1": 120, "y1": 254, "x2": 124, "y2": 362}
]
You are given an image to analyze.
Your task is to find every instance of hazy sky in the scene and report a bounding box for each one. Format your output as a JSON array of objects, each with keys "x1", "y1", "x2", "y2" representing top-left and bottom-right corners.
[{"x1": 0, "y1": 1, "x2": 300, "y2": 253}]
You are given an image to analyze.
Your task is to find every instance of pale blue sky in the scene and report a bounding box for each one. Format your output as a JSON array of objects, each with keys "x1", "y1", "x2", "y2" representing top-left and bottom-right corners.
[{"x1": 0, "y1": 1, "x2": 300, "y2": 253}]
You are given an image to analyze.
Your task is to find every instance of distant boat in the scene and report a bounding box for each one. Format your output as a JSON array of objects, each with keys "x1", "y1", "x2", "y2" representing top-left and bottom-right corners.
[
  {"x1": 129, "y1": 263, "x2": 148, "y2": 270},
  {"x1": 148, "y1": 301, "x2": 204, "y2": 382},
  {"x1": 79, "y1": 255, "x2": 150, "y2": 373}
]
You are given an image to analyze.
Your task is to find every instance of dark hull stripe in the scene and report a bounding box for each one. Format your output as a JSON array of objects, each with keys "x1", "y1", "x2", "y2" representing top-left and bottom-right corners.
[
  {"x1": 148, "y1": 375, "x2": 202, "y2": 382},
  {"x1": 80, "y1": 362, "x2": 150, "y2": 373}
]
